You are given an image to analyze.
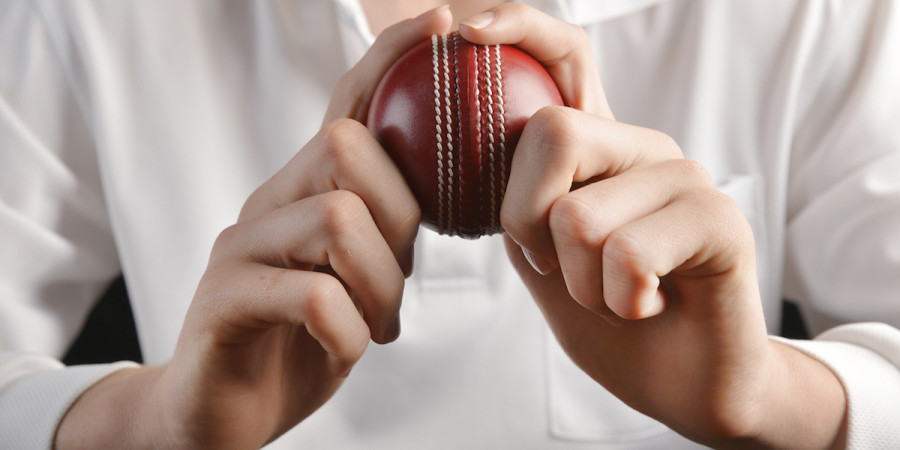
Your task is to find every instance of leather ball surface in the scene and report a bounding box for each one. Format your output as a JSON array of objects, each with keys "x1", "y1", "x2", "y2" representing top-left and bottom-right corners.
[{"x1": 368, "y1": 32, "x2": 564, "y2": 238}]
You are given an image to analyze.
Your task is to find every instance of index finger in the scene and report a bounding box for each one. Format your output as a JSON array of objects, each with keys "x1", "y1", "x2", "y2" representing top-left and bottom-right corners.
[
  {"x1": 458, "y1": 3, "x2": 612, "y2": 117},
  {"x1": 501, "y1": 107, "x2": 682, "y2": 274},
  {"x1": 240, "y1": 119, "x2": 420, "y2": 258}
]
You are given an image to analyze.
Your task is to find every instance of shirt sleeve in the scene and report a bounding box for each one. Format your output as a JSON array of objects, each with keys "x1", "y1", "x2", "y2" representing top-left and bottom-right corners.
[
  {"x1": 774, "y1": 323, "x2": 900, "y2": 450},
  {"x1": 0, "y1": 353, "x2": 138, "y2": 449},
  {"x1": 0, "y1": 1, "x2": 130, "y2": 447}
]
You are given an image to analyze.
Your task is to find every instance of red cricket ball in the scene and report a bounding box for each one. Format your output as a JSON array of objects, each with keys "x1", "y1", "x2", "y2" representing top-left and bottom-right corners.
[{"x1": 368, "y1": 32, "x2": 564, "y2": 238}]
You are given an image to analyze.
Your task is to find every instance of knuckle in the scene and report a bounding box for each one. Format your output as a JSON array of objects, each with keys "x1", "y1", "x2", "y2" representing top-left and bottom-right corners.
[
  {"x1": 683, "y1": 189, "x2": 756, "y2": 260},
  {"x1": 549, "y1": 195, "x2": 600, "y2": 245},
  {"x1": 302, "y1": 274, "x2": 347, "y2": 324},
  {"x1": 194, "y1": 267, "x2": 237, "y2": 309},
  {"x1": 239, "y1": 188, "x2": 267, "y2": 220},
  {"x1": 645, "y1": 129, "x2": 683, "y2": 159},
  {"x1": 320, "y1": 118, "x2": 366, "y2": 164},
  {"x1": 711, "y1": 193, "x2": 756, "y2": 250},
  {"x1": 521, "y1": 106, "x2": 581, "y2": 174},
  {"x1": 707, "y1": 189, "x2": 740, "y2": 214},
  {"x1": 657, "y1": 158, "x2": 713, "y2": 188},
  {"x1": 211, "y1": 224, "x2": 244, "y2": 256},
  {"x1": 603, "y1": 230, "x2": 649, "y2": 279},
  {"x1": 677, "y1": 158, "x2": 713, "y2": 184},
  {"x1": 528, "y1": 105, "x2": 579, "y2": 150},
  {"x1": 696, "y1": 189, "x2": 745, "y2": 226},
  {"x1": 319, "y1": 190, "x2": 369, "y2": 237},
  {"x1": 567, "y1": 22, "x2": 591, "y2": 47}
]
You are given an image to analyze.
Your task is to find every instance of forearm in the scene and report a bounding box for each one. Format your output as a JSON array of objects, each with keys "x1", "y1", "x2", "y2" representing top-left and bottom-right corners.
[{"x1": 55, "y1": 365, "x2": 170, "y2": 449}]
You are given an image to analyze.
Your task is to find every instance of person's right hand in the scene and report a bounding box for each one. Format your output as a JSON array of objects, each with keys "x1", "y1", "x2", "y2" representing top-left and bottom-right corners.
[
  {"x1": 55, "y1": 7, "x2": 452, "y2": 449},
  {"x1": 459, "y1": 4, "x2": 846, "y2": 449}
]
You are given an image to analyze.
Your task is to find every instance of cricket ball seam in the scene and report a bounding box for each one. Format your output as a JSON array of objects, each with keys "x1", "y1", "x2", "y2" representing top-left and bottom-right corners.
[
  {"x1": 430, "y1": 34, "x2": 446, "y2": 233},
  {"x1": 369, "y1": 32, "x2": 562, "y2": 238},
  {"x1": 494, "y1": 43, "x2": 508, "y2": 229},
  {"x1": 473, "y1": 41, "x2": 484, "y2": 236},
  {"x1": 441, "y1": 34, "x2": 454, "y2": 235},
  {"x1": 488, "y1": 43, "x2": 506, "y2": 233},
  {"x1": 432, "y1": 33, "x2": 508, "y2": 236},
  {"x1": 484, "y1": 44, "x2": 498, "y2": 233}
]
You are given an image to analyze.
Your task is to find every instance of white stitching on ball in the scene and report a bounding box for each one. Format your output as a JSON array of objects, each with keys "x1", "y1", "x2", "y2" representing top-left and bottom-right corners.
[
  {"x1": 442, "y1": 34, "x2": 454, "y2": 235},
  {"x1": 431, "y1": 34, "x2": 446, "y2": 233},
  {"x1": 494, "y1": 44, "x2": 507, "y2": 228},
  {"x1": 484, "y1": 44, "x2": 497, "y2": 232}
]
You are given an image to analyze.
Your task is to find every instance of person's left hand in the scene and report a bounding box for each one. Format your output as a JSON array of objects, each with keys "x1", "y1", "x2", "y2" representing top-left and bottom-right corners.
[{"x1": 459, "y1": 4, "x2": 847, "y2": 448}]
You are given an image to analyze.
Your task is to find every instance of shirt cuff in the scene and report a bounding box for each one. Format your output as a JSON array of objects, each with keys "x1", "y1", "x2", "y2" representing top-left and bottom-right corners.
[
  {"x1": 773, "y1": 322, "x2": 900, "y2": 450},
  {"x1": 0, "y1": 353, "x2": 138, "y2": 449}
]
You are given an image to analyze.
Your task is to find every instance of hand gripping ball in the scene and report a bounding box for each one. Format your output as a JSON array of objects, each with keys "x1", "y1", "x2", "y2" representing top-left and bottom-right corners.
[{"x1": 368, "y1": 32, "x2": 564, "y2": 238}]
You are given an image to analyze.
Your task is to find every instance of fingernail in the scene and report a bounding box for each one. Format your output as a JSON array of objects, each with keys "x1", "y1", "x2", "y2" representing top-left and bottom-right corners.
[
  {"x1": 522, "y1": 248, "x2": 553, "y2": 275},
  {"x1": 461, "y1": 11, "x2": 495, "y2": 29},
  {"x1": 417, "y1": 4, "x2": 450, "y2": 20}
]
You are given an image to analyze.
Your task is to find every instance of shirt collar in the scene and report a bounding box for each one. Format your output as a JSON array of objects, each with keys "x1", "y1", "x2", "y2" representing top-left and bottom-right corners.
[
  {"x1": 329, "y1": 0, "x2": 669, "y2": 68},
  {"x1": 332, "y1": 0, "x2": 670, "y2": 37},
  {"x1": 555, "y1": 0, "x2": 668, "y2": 24}
]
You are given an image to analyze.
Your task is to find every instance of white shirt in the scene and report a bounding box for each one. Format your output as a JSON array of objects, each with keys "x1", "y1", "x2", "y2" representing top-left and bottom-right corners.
[{"x1": 1, "y1": 0, "x2": 900, "y2": 448}]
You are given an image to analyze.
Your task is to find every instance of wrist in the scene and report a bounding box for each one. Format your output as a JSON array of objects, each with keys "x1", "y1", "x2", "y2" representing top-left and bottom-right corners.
[
  {"x1": 746, "y1": 340, "x2": 847, "y2": 449},
  {"x1": 55, "y1": 364, "x2": 170, "y2": 449}
]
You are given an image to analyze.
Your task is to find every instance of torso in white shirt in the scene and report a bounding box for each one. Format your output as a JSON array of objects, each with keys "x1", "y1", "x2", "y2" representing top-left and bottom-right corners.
[{"x1": 5, "y1": 0, "x2": 900, "y2": 448}]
